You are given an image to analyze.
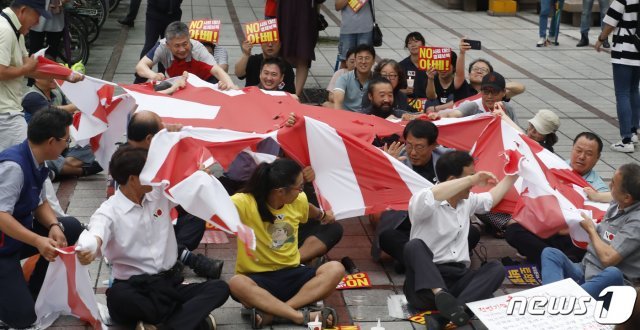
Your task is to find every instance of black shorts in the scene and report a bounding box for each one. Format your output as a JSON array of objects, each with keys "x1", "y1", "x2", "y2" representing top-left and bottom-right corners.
[
  {"x1": 247, "y1": 266, "x2": 317, "y2": 302},
  {"x1": 298, "y1": 219, "x2": 344, "y2": 250}
]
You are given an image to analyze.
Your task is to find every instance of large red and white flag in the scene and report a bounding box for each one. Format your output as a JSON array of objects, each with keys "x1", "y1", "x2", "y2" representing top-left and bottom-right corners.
[
  {"x1": 33, "y1": 47, "x2": 74, "y2": 77},
  {"x1": 465, "y1": 115, "x2": 609, "y2": 247},
  {"x1": 58, "y1": 76, "x2": 118, "y2": 142},
  {"x1": 35, "y1": 247, "x2": 106, "y2": 329}
]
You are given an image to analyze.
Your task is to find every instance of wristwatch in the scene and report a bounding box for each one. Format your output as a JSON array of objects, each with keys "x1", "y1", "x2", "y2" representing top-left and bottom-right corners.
[{"x1": 49, "y1": 222, "x2": 65, "y2": 232}]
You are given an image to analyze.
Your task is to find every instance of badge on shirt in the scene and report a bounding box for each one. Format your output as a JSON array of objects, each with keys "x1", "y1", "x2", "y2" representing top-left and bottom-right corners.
[
  {"x1": 278, "y1": 81, "x2": 285, "y2": 90},
  {"x1": 153, "y1": 208, "x2": 164, "y2": 219},
  {"x1": 603, "y1": 230, "x2": 615, "y2": 242},
  {"x1": 407, "y1": 70, "x2": 416, "y2": 77}
]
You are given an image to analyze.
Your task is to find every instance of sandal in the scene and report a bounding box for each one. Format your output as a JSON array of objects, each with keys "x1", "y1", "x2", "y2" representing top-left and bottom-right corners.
[
  {"x1": 305, "y1": 306, "x2": 338, "y2": 328},
  {"x1": 250, "y1": 308, "x2": 263, "y2": 329}
]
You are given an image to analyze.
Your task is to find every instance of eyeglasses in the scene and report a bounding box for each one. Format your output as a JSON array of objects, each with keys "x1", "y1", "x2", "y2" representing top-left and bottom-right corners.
[
  {"x1": 56, "y1": 136, "x2": 71, "y2": 147},
  {"x1": 471, "y1": 67, "x2": 490, "y2": 74},
  {"x1": 381, "y1": 74, "x2": 398, "y2": 80},
  {"x1": 481, "y1": 88, "x2": 501, "y2": 96},
  {"x1": 405, "y1": 142, "x2": 428, "y2": 152},
  {"x1": 356, "y1": 56, "x2": 373, "y2": 62}
]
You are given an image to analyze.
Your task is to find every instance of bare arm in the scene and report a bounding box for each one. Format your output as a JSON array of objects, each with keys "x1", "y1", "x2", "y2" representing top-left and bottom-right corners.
[
  {"x1": 210, "y1": 65, "x2": 237, "y2": 90},
  {"x1": 333, "y1": 90, "x2": 345, "y2": 109},
  {"x1": 136, "y1": 56, "x2": 165, "y2": 81},
  {"x1": 0, "y1": 56, "x2": 37, "y2": 81},
  {"x1": 234, "y1": 40, "x2": 252, "y2": 78},
  {"x1": 489, "y1": 174, "x2": 518, "y2": 205},
  {"x1": 431, "y1": 171, "x2": 498, "y2": 202},
  {"x1": 426, "y1": 68, "x2": 436, "y2": 99},
  {"x1": 335, "y1": 0, "x2": 348, "y2": 10},
  {"x1": 56, "y1": 104, "x2": 79, "y2": 114},
  {"x1": 454, "y1": 39, "x2": 469, "y2": 89},
  {"x1": 505, "y1": 81, "x2": 525, "y2": 99}
]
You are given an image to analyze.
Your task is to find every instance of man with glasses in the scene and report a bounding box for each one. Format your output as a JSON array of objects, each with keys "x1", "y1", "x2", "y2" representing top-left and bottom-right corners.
[
  {"x1": 0, "y1": 108, "x2": 83, "y2": 328},
  {"x1": 333, "y1": 44, "x2": 375, "y2": 111},
  {"x1": 373, "y1": 121, "x2": 482, "y2": 274},
  {"x1": 439, "y1": 72, "x2": 518, "y2": 122},
  {"x1": 454, "y1": 39, "x2": 524, "y2": 102}
]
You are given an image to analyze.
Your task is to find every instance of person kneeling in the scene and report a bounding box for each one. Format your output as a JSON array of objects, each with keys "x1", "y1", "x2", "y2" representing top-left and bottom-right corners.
[
  {"x1": 78, "y1": 147, "x2": 229, "y2": 329},
  {"x1": 404, "y1": 151, "x2": 517, "y2": 326},
  {"x1": 228, "y1": 159, "x2": 344, "y2": 329}
]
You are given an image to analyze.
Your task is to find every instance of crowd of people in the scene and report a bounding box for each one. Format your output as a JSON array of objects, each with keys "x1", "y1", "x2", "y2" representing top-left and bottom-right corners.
[{"x1": 0, "y1": 0, "x2": 639, "y2": 329}]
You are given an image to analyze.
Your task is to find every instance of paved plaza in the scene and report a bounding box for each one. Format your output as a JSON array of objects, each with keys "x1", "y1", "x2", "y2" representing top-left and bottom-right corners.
[{"x1": 48, "y1": 0, "x2": 636, "y2": 328}]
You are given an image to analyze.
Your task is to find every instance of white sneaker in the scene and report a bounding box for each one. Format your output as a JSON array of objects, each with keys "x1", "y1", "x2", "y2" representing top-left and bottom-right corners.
[
  {"x1": 611, "y1": 141, "x2": 635, "y2": 153},
  {"x1": 536, "y1": 37, "x2": 546, "y2": 47},
  {"x1": 632, "y1": 133, "x2": 638, "y2": 144}
]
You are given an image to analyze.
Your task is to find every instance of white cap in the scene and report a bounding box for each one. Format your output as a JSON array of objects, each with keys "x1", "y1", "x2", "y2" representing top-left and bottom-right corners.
[{"x1": 528, "y1": 109, "x2": 560, "y2": 135}]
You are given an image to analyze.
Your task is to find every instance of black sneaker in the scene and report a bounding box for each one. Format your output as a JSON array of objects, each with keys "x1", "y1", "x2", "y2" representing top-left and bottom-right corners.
[
  {"x1": 190, "y1": 253, "x2": 223, "y2": 279},
  {"x1": 82, "y1": 161, "x2": 103, "y2": 176},
  {"x1": 434, "y1": 291, "x2": 469, "y2": 326},
  {"x1": 117, "y1": 18, "x2": 134, "y2": 27}
]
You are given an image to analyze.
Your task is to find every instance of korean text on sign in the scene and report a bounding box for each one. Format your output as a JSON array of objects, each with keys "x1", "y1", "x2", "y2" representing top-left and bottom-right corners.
[
  {"x1": 418, "y1": 47, "x2": 452, "y2": 71},
  {"x1": 243, "y1": 18, "x2": 279, "y2": 45},
  {"x1": 348, "y1": 0, "x2": 368, "y2": 12},
  {"x1": 189, "y1": 19, "x2": 221, "y2": 44}
]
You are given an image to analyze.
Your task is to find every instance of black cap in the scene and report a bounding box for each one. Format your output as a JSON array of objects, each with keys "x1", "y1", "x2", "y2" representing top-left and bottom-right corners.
[
  {"x1": 13, "y1": 0, "x2": 52, "y2": 19},
  {"x1": 481, "y1": 72, "x2": 505, "y2": 91}
]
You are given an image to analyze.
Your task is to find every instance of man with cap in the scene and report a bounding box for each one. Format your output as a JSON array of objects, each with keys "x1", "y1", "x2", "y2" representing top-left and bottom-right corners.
[
  {"x1": 0, "y1": 0, "x2": 83, "y2": 152},
  {"x1": 436, "y1": 72, "x2": 518, "y2": 122}
]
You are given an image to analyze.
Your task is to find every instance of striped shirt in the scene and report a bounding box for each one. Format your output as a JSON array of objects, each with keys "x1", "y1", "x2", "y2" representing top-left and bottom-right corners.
[{"x1": 603, "y1": 0, "x2": 640, "y2": 66}]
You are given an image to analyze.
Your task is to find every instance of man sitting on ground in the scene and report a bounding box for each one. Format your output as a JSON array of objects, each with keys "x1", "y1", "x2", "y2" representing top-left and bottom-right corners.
[
  {"x1": 135, "y1": 21, "x2": 236, "y2": 89},
  {"x1": 235, "y1": 39, "x2": 295, "y2": 94},
  {"x1": 105, "y1": 110, "x2": 225, "y2": 279},
  {"x1": 437, "y1": 72, "x2": 517, "y2": 121},
  {"x1": 505, "y1": 132, "x2": 609, "y2": 266},
  {"x1": 0, "y1": 108, "x2": 83, "y2": 329},
  {"x1": 404, "y1": 151, "x2": 517, "y2": 326},
  {"x1": 333, "y1": 44, "x2": 375, "y2": 111},
  {"x1": 541, "y1": 163, "x2": 640, "y2": 298},
  {"x1": 78, "y1": 147, "x2": 229, "y2": 329},
  {"x1": 360, "y1": 77, "x2": 411, "y2": 119},
  {"x1": 372, "y1": 120, "x2": 484, "y2": 275}
]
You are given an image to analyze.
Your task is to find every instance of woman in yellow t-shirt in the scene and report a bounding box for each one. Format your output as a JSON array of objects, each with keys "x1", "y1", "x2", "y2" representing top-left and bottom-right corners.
[{"x1": 228, "y1": 158, "x2": 344, "y2": 329}]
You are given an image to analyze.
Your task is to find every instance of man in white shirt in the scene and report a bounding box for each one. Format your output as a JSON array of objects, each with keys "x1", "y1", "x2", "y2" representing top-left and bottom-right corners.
[
  {"x1": 405, "y1": 150, "x2": 518, "y2": 326},
  {"x1": 78, "y1": 147, "x2": 229, "y2": 329}
]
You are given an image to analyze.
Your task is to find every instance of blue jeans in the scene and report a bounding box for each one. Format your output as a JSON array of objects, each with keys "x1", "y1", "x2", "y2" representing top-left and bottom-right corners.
[
  {"x1": 541, "y1": 247, "x2": 624, "y2": 298},
  {"x1": 580, "y1": 0, "x2": 609, "y2": 34},
  {"x1": 612, "y1": 63, "x2": 640, "y2": 139},
  {"x1": 539, "y1": 0, "x2": 562, "y2": 38},
  {"x1": 338, "y1": 31, "x2": 373, "y2": 60}
]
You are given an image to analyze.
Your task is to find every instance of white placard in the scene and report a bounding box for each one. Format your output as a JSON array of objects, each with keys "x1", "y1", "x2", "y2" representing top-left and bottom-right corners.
[{"x1": 466, "y1": 279, "x2": 614, "y2": 330}]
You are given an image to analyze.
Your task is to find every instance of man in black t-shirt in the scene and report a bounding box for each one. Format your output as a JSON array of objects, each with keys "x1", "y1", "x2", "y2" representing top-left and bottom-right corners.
[
  {"x1": 234, "y1": 40, "x2": 296, "y2": 94},
  {"x1": 398, "y1": 32, "x2": 428, "y2": 99}
]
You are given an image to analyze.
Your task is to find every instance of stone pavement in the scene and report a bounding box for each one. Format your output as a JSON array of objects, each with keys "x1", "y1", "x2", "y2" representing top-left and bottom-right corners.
[{"x1": 47, "y1": 0, "x2": 636, "y2": 328}]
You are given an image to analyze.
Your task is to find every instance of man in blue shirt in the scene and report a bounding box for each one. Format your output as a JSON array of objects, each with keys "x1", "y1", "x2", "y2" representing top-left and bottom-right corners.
[{"x1": 333, "y1": 44, "x2": 375, "y2": 111}]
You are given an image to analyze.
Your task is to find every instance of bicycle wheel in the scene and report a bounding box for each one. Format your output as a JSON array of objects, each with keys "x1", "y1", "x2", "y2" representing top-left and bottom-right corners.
[
  {"x1": 80, "y1": 15, "x2": 100, "y2": 44},
  {"x1": 109, "y1": 0, "x2": 120, "y2": 12},
  {"x1": 76, "y1": 0, "x2": 108, "y2": 28},
  {"x1": 59, "y1": 20, "x2": 90, "y2": 64}
]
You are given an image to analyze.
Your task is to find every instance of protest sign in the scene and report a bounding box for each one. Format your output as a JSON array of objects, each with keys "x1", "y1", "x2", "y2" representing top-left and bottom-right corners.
[
  {"x1": 418, "y1": 47, "x2": 452, "y2": 71},
  {"x1": 336, "y1": 272, "x2": 372, "y2": 290},
  {"x1": 505, "y1": 264, "x2": 542, "y2": 286},
  {"x1": 407, "y1": 98, "x2": 429, "y2": 112},
  {"x1": 189, "y1": 19, "x2": 221, "y2": 44},
  {"x1": 466, "y1": 279, "x2": 614, "y2": 330},
  {"x1": 348, "y1": 0, "x2": 368, "y2": 12},
  {"x1": 243, "y1": 18, "x2": 279, "y2": 44}
]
